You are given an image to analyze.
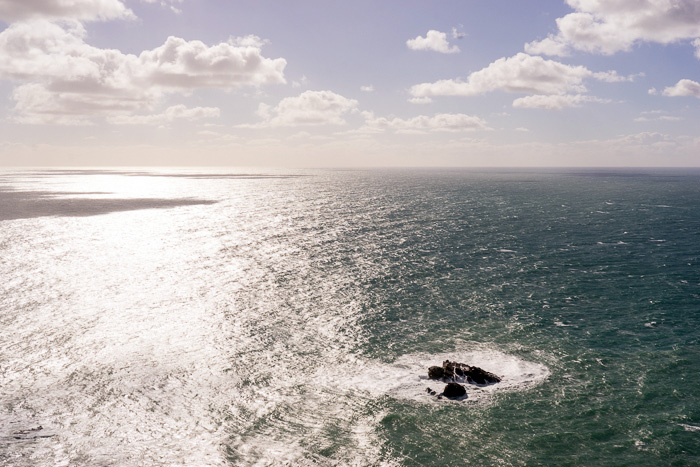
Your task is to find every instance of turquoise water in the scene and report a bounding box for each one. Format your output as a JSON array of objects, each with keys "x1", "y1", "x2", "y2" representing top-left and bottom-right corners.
[{"x1": 1, "y1": 168, "x2": 699, "y2": 465}]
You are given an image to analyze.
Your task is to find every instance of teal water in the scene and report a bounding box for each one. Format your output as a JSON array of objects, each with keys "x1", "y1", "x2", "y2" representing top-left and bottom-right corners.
[{"x1": 1, "y1": 168, "x2": 699, "y2": 466}]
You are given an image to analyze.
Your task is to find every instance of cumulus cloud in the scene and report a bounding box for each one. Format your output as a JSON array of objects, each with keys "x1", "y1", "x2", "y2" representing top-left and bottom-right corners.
[
  {"x1": 411, "y1": 53, "x2": 596, "y2": 97},
  {"x1": 406, "y1": 30, "x2": 460, "y2": 54},
  {"x1": 360, "y1": 85, "x2": 374, "y2": 92},
  {"x1": 0, "y1": 0, "x2": 134, "y2": 22},
  {"x1": 244, "y1": 90, "x2": 359, "y2": 127},
  {"x1": 362, "y1": 112, "x2": 490, "y2": 133},
  {"x1": 512, "y1": 94, "x2": 610, "y2": 110},
  {"x1": 694, "y1": 38, "x2": 700, "y2": 59},
  {"x1": 409, "y1": 53, "x2": 629, "y2": 110},
  {"x1": 524, "y1": 36, "x2": 571, "y2": 57},
  {"x1": 107, "y1": 105, "x2": 220, "y2": 125},
  {"x1": 661, "y1": 79, "x2": 700, "y2": 98},
  {"x1": 0, "y1": 20, "x2": 286, "y2": 123},
  {"x1": 525, "y1": 0, "x2": 700, "y2": 57},
  {"x1": 140, "y1": 35, "x2": 286, "y2": 89}
]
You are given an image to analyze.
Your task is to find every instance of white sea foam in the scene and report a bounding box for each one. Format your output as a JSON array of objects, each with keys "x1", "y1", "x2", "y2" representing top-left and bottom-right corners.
[
  {"x1": 337, "y1": 347, "x2": 549, "y2": 405},
  {"x1": 679, "y1": 423, "x2": 700, "y2": 432}
]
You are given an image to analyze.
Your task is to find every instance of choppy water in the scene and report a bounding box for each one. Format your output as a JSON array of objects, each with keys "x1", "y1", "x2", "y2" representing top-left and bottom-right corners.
[{"x1": 1, "y1": 168, "x2": 699, "y2": 466}]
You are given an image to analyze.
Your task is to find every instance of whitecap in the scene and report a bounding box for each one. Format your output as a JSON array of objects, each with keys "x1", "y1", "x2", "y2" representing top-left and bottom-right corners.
[{"x1": 679, "y1": 423, "x2": 700, "y2": 432}]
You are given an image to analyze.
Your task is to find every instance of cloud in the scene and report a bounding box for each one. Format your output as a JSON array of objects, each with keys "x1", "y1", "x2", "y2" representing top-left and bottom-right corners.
[
  {"x1": 592, "y1": 70, "x2": 642, "y2": 82},
  {"x1": 140, "y1": 35, "x2": 286, "y2": 89},
  {"x1": 451, "y1": 27, "x2": 465, "y2": 40},
  {"x1": 0, "y1": 20, "x2": 286, "y2": 123},
  {"x1": 0, "y1": 0, "x2": 134, "y2": 22},
  {"x1": 634, "y1": 110, "x2": 682, "y2": 122},
  {"x1": 360, "y1": 85, "x2": 374, "y2": 92},
  {"x1": 525, "y1": 0, "x2": 700, "y2": 57},
  {"x1": 408, "y1": 96, "x2": 433, "y2": 104},
  {"x1": 409, "y1": 53, "x2": 630, "y2": 110},
  {"x1": 107, "y1": 105, "x2": 220, "y2": 125},
  {"x1": 291, "y1": 75, "x2": 309, "y2": 88},
  {"x1": 244, "y1": 90, "x2": 359, "y2": 127},
  {"x1": 406, "y1": 30, "x2": 460, "y2": 54},
  {"x1": 141, "y1": 0, "x2": 184, "y2": 14},
  {"x1": 524, "y1": 36, "x2": 571, "y2": 57},
  {"x1": 695, "y1": 38, "x2": 700, "y2": 59},
  {"x1": 661, "y1": 79, "x2": 700, "y2": 98},
  {"x1": 362, "y1": 112, "x2": 490, "y2": 133},
  {"x1": 512, "y1": 94, "x2": 610, "y2": 110},
  {"x1": 410, "y1": 53, "x2": 593, "y2": 97}
]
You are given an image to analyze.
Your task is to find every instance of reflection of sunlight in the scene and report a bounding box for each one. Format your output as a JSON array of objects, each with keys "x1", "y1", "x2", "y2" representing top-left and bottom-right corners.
[{"x1": 61, "y1": 171, "x2": 183, "y2": 199}]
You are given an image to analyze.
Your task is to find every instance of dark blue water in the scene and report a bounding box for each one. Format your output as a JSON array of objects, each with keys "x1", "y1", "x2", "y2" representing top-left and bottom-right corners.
[{"x1": 1, "y1": 168, "x2": 699, "y2": 466}]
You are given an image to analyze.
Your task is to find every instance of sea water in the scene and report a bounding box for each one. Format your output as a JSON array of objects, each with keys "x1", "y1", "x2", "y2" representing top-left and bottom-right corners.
[{"x1": 1, "y1": 168, "x2": 698, "y2": 466}]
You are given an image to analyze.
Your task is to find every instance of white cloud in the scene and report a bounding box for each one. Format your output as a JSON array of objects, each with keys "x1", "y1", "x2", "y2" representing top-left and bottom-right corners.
[
  {"x1": 409, "y1": 53, "x2": 629, "y2": 110},
  {"x1": 107, "y1": 105, "x2": 220, "y2": 125},
  {"x1": 362, "y1": 112, "x2": 490, "y2": 133},
  {"x1": 451, "y1": 27, "x2": 465, "y2": 40},
  {"x1": 141, "y1": 0, "x2": 184, "y2": 14},
  {"x1": 694, "y1": 38, "x2": 700, "y2": 59},
  {"x1": 0, "y1": 0, "x2": 134, "y2": 22},
  {"x1": 408, "y1": 96, "x2": 433, "y2": 104},
  {"x1": 410, "y1": 53, "x2": 593, "y2": 97},
  {"x1": 0, "y1": 21, "x2": 286, "y2": 124},
  {"x1": 592, "y1": 70, "x2": 642, "y2": 82},
  {"x1": 662, "y1": 79, "x2": 700, "y2": 98},
  {"x1": 244, "y1": 90, "x2": 359, "y2": 127},
  {"x1": 512, "y1": 94, "x2": 610, "y2": 110},
  {"x1": 634, "y1": 114, "x2": 682, "y2": 122},
  {"x1": 406, "y1": 30, "x2": 460, "y2": 54},
  {"x1": 360, "y1": 85, "x2": 374, "y2": 92},
  {"x1": 524, "y1": 36, "x2": 571, "y2": 57},
  {"x1": 140, "y1": 35, "x2": 286, "y2": 89},
  {"x1": 525, "y1": 0, "x2": 700, "y2": 57},
  {"x1": 291, "y1": 75, "x2": 308, "y2": 88}
]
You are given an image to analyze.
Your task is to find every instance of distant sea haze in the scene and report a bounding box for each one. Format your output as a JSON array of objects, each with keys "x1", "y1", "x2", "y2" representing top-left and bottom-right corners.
[{"x1": 1, "y1": 168, "x2": 699, "y2": 466}]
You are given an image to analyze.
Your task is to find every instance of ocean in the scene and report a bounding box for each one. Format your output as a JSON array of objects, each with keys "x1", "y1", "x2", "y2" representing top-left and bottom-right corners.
[{"x1": 1, "y1": 168, "x2": 699, "y2": 466}]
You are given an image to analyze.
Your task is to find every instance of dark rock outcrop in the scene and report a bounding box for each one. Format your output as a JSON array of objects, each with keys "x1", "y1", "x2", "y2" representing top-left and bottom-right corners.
[
  {"x1": 442, "y1": 382, "x2": 466, "y2": 398},
  {"x1": 427, "y1": 360, "x2": 501, "y2": 385},
  {"x1": 428, "y1": 366, "x2": 444, "y2": 380}
]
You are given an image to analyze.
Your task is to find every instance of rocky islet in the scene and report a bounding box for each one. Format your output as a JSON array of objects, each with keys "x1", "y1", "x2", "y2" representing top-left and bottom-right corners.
[{"x1": 425, "y1": 360, "x2": 502, "y2": 400}]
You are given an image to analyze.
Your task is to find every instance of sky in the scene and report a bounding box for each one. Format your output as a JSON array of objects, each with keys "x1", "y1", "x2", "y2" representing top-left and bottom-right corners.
[{"x1": 0, "y1": 0, "x2": 699, "y2": 167}]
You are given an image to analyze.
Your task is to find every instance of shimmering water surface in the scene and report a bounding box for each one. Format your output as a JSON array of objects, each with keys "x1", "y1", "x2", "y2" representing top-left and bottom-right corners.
[{"x1": 1, "y1": 168, "x2": 699, "y2": 466}]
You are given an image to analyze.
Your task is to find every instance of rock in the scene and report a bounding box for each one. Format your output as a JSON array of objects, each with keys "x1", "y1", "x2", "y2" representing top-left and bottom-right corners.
[
  {"x1": 428, "y1": 366, "x2": 444, "y2": 379},
  {"x1": 429, "y1": 360, "x2": 501, "y2": 385},
  {"x1": 426, "y1": 387, "x2": 437, "y2": 396},
  {"x1": 442, "y1": 382, "x2": 466, "y2": 398}
]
